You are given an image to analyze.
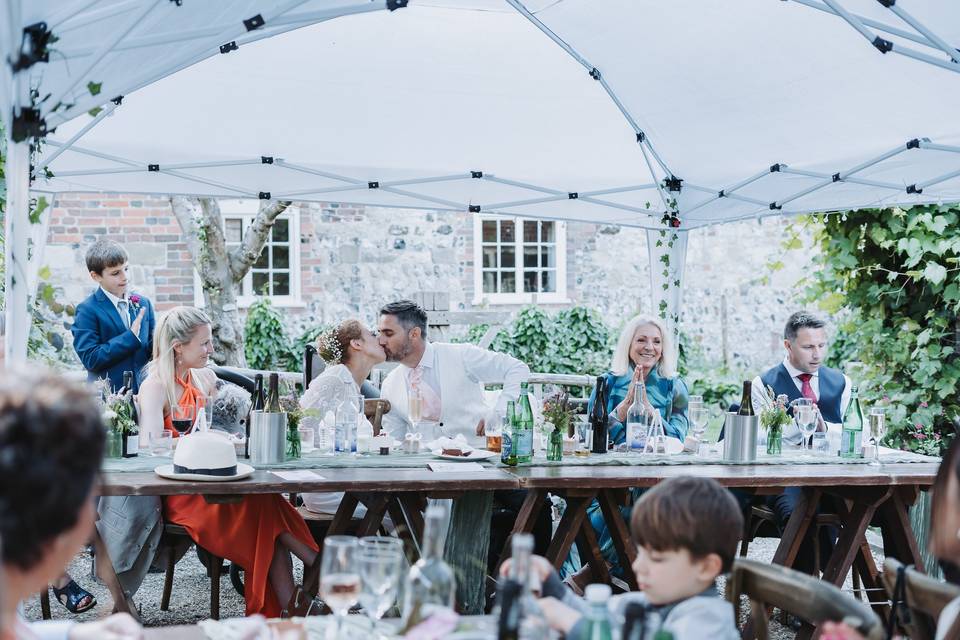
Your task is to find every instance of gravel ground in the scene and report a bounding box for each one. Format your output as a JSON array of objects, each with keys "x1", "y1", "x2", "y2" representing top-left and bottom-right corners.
[{"x1": 22, "y1": 537, "x2": 881, "y2": 639}]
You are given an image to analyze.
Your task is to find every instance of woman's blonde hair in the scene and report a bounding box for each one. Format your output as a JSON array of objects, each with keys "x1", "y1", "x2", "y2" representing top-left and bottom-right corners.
[
  {"x1": 147, "y1": 306, "x2": 211, "y2": 409},
  {"x1": 610, "y1": 314, "x2": 676, "y2": 378}
]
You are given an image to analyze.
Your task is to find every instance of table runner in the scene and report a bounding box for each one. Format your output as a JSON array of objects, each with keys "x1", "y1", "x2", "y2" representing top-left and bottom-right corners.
[{"x1": 102, "y1": 447, "x2": 937, "y2": 473}]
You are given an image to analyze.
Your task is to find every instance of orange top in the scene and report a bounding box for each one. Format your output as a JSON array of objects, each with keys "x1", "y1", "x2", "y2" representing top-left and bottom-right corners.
[{"x1": 163, "y1": 374, "x2": 203, "y2": 437}]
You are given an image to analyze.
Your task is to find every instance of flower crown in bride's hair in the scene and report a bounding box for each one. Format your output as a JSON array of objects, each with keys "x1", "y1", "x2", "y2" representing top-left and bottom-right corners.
[{"x1": 315, "y1": 328, "x2": 343, "y2": 364}]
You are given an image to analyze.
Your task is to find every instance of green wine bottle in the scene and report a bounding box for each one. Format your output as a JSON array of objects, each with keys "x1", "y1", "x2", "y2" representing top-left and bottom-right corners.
[
  {"x1": 516, "y1": 382, "x2": 534, "y2": 464},
  {"x1": 502, "y1": 400, "x2": 518, "y2": 466},
  {"x1": 840, "y1": 385, "x2": 864, "y2": 459}
]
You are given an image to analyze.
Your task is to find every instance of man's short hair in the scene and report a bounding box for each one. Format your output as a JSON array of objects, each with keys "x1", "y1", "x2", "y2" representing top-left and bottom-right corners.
[
  {"x1": 630, "y1": 476, "x2": 743, "y2": 573},
  {"x1": 784, "y1": 311, "x2": 826, "y2": 342},
  {"x1": 379, "y1": 300, "x2": 428, "y2": 337},
  {"x1": 85, "y1": 239, "x2": 128, "y2": 275},
  {"x1": 0, "y1": 368, "x2": 105, "y2": 570}
]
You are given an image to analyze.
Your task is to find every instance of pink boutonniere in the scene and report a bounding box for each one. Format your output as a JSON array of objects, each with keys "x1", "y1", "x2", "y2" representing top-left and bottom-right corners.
[{"x1": 128, "y1": 294, "x2": 142, "y2": 311}]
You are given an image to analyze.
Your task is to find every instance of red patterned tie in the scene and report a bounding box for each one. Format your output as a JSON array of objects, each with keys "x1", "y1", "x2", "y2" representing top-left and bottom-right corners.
[{"x1": 797, "y1": 373, "x2": 818, "y2": 404}]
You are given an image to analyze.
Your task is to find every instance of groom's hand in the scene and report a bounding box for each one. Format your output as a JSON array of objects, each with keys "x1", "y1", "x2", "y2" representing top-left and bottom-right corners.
[{"x1": 130, "y1": 308, "x2": 146, "y2": 336}]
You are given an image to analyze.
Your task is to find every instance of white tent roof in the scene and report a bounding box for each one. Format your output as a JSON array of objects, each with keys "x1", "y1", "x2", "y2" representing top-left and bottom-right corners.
[{"x1": 27, "y1": 0, "x2": 960, "y2": 230}]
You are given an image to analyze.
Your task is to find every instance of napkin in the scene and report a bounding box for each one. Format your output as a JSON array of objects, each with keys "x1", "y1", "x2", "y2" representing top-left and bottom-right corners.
[{"x1": 427, "y1": 434, "x2": 472, "y2": 452}]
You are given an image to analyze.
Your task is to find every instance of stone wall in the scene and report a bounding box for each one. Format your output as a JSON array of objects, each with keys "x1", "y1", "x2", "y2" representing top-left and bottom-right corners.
[{"x1": 43, "y1": 194, "x2": 809, "y2": 374}]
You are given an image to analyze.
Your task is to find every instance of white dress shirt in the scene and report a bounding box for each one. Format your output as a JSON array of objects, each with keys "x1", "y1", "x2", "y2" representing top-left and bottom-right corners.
[
  {"x1": 752, "y1": 357, "x2": 852, "y2": 444},
  {"x1": 100, "y1": 286, "x2": 139, "y2": 342}
]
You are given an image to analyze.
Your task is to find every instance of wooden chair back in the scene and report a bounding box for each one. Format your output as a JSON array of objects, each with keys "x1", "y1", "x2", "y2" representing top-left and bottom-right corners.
[
  {"x1": 882, "y1": 558, "x2": 960, "y2": 640},
  {"x1": 728, "y1": 558, "x2": 884, "y2": 640},
  {"x1": 364, "y1": 399, "x2": 391, "y2": 436}
]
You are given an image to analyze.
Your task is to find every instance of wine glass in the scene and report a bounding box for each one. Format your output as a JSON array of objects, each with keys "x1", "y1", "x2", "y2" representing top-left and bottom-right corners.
[
  {"x1": 358, "y1": 536, "x2": 404, "y2": 636},
  {"x1": 320, "y1": 536, "x2": 360, "y2": 637},
  {"x1": 408, "y1": 386, "x2": 423, "y2": 432},
  {"x1": 869, "y1": 409, "x2": 886, "y2": 465},
  {"x1": 171, "y1": 405, "x2": 195, "y2": 435},
  {"x1": 795, "y1": 405, "x2": 818, "y2": 452},
  {"x1": 688, "y1": 405, "x2": 708, "y2": 454}
]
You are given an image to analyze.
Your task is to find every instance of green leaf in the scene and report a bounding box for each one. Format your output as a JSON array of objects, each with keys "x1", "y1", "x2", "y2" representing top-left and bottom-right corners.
[
  {"x1": 87, "y1": 106, "x2": 102, "y2": 118},
  {"x1": 916, "y1": 328, "x2": 932, "y2": 347},
  {"x1": 28, "y1": 196, "x2": 48, "y2": 224},
  {"x1": 923, "y1": 262, "x2": 948, "y2": 286},
  {"x1": 87, "y1": 81, "x2": 102, "y2": 96}
]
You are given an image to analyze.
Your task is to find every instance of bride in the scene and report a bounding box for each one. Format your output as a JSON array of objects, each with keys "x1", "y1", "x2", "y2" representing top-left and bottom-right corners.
[{"x1": 300, "y1": 319, "x2": 386, "y2": 514}]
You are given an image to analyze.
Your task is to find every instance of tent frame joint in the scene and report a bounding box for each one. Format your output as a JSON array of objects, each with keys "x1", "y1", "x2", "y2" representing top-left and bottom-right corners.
[
  {"x1": 11, "y1": 108, "x2": 47, "y2": 143},
  {"x1": 12, "y1": 22, "x2": 53, "y2": 72}
]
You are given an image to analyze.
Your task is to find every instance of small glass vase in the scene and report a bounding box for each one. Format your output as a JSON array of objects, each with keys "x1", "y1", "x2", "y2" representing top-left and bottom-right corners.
[
  {"x1": 286, "y1": 423, "x2": 301, "y2": 460},
  {"x1": 106, "y1": 429, "x2": 123, "y2": 459},
  {"x1": 547, "y1": 426, "x2": 564, "y2": 462},
  {"x1": 766, "y1": 426, "x2": 783, "y2": 456}
]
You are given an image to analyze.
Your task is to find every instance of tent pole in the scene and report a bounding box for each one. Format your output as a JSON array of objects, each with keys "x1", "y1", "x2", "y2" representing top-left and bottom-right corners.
[
  {"x1": 646, "y1": 229, "x2": 688, "y2": 373},
  {"x1": 4, "y1": 136, "x2": 31, "y2": 364}
]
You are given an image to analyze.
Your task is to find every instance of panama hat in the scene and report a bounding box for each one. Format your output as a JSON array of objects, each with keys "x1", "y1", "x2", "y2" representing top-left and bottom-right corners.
[{"x1": 155, "y1": 431, "x2": 254, "y2": 481}]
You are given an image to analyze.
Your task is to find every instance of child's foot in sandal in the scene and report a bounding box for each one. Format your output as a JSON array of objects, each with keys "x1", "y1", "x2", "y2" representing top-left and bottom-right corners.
[{"x1": 51, "y1": 577, "x2": 97, "y2": 614}]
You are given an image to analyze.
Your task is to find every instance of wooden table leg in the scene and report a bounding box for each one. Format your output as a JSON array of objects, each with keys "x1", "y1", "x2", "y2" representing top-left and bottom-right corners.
[
  {"x1": 597, "y1": 488, "x2": 638, "y2": 590},
  {"x1": 496, "y1": 489, "x2": 547, "y2": 570},
  {"x1": 876, "y1": 486, "x2": 925, "y2": 569},
  {"x1": 357, "y1": 495, "x2": 391, "y2": 537},
  {"x1": 575, "y1": 517, "x2": 612, "y2": 587},
  {"x1": 398, "y1": 493, "x2": 426, "y2": 546},
  {"x1": 386, "y1": 495, "x2": 420, "y2": 564},
  {"x1": 770, "y1": 487, "x2": 821, "y2": 569},
  {"x1": 796, "y1": 488, "x2": 891, "y2": 640},
  {"x1": 91, "y1": 525, "x2": 139, "y2": 620},
  {"x1": 544, "y1": 492, "x2": 597, "y2": 571},
  {"x1": 327, "y1": 493, "x2": 361, "y2": 536}
]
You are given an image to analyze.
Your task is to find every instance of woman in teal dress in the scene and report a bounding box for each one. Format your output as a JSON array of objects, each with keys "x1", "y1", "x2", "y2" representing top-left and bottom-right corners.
[{"x1": 565, "y1": 314, "x2": 690, "y2": 586}]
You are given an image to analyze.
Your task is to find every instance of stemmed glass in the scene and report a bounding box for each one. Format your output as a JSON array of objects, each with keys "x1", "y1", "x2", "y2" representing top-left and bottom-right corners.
[
  {"x1": 687, "y1": 395, "x2": 706, "y2": 454},
  {"x1": 319, "y1": 536, "x2": 360, "y2": 637},
  {"x1": 869, "y1": 409, "x2": 886, "y2": 465},
  {"x1": 358, "y1": 536, "x2": 404, "y2": 637},
  {"x1": 408, "y1": 386, "x2": 423, "y2": 433},
  {"x1": 795, "y1": 403, "x2": 818, "y2": 452},
  {"x1": 170, "y1": 405, "x2": 195, "y2": 435}
]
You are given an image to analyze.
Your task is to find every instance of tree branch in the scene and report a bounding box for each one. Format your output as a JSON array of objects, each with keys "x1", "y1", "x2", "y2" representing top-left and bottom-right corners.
[
  {"x1": 169, "y1": 196, "x2": 205, "y2": 263},
  {"x1": 229, "y1": 199, "x2": 292, "y2": 281}
]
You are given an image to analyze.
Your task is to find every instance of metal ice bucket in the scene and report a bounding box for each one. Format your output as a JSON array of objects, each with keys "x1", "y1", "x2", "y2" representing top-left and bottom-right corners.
[
  {"x1": 722, "y1": 413, "x2": 759, "y2": 463},
  {"x1": 250, "y1": 410, "x2": 286, "y2": 464}
]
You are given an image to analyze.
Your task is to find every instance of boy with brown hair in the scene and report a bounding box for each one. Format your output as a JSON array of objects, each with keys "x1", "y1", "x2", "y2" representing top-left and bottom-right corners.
[{"x1": 510, "y1": 476, "x2": 743, "y2": 639}]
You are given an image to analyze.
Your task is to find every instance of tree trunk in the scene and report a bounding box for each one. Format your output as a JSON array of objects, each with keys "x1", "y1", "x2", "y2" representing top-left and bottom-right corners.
[{"x1": 170, "y1": 196, "x2": 291, "y2": 367}]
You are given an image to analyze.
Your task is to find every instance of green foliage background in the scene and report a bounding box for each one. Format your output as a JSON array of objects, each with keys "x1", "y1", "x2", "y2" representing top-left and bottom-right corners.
[
  {"x1": 797, "y1": 205, "x2": 960, "y2": 455},
  {"x1": 243, "y1": 297, "x2": 325, "y2": 373}
]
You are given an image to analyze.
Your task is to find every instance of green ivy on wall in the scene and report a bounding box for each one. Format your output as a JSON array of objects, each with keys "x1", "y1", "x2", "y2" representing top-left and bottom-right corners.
[{"x1": 798, "y1": 205, "x2": 960, "y2": 455}]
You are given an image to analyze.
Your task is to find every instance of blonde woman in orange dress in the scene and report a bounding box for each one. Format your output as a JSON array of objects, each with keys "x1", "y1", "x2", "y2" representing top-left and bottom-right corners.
[{"x1": 138, "y1": 306, "x2": 318, "y2": 617}]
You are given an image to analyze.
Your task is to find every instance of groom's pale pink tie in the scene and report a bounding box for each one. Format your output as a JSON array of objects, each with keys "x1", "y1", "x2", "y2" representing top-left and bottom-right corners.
[{"x1": 409, "y1": 366, "x2": 442, "y2": 422}]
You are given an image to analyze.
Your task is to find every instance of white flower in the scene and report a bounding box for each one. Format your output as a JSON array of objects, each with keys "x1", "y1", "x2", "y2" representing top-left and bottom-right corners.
[{"x1": 102, "y1": 409, "x2": 117, "y2": 423}]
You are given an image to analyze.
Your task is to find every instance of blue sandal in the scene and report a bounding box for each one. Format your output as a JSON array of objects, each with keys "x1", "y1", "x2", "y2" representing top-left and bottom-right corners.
[{"x1": 51, "y1": 580, "x2": 97, "y2": 614}]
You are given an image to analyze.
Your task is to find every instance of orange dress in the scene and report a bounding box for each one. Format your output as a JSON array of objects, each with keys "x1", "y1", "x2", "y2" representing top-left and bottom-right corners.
[{"x1": 163, "y1": 376, "x2": 318, "y2": 617}]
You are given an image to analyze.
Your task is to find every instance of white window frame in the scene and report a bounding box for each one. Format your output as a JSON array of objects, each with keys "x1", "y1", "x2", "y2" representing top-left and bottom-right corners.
[
  {"x1": 194, "y1": 200, "x2": 303, "y2": 308},
  {"x1": 472, "y1": 214, "x2": 568, "y2": 305}
]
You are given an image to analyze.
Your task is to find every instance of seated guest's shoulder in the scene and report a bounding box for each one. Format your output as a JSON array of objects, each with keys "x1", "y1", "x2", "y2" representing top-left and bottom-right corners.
[{"x1": 665, "y1": 592, "x2": 739, "y2": 640}]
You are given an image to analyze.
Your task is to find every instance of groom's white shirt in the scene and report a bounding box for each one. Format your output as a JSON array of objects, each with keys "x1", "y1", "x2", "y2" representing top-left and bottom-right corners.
[{"x1": 379, "y1": 341, "x2": 529, "y2": 445}]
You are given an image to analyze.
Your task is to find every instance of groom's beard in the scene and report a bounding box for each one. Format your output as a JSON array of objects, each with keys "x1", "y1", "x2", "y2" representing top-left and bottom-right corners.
[{"x1": 385, "y1": 338, "x2": 414, "y2": 362}]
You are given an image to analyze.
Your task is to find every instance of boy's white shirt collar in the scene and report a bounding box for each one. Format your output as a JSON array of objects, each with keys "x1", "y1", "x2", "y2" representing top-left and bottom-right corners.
[{"x1": 99, "y1": 286, "x2": 127, "y2": 306}]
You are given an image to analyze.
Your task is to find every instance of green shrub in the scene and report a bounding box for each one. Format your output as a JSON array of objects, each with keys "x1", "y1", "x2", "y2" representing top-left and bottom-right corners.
[{"x1": 243, "y1": 298, "x2": 289, "y2": 370}]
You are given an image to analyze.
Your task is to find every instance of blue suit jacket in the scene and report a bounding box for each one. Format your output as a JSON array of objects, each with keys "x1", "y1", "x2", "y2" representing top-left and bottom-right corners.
[{"x1": 71, "y1": 289, "x2": 155, "y2": 392}]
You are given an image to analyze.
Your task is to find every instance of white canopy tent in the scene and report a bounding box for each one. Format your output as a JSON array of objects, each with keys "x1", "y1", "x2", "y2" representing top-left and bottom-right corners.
[{"x1": 4, "y1": 0, "x2": 960, "y2": 364}]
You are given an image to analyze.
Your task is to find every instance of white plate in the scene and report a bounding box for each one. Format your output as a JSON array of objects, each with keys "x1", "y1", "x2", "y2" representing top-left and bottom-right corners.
[
  {"x1": 155, "y1": 463, "x2": 255, "y2": 482},
  {"x1": 431, "y1": 449, "x2": 499, "y2": 462}
]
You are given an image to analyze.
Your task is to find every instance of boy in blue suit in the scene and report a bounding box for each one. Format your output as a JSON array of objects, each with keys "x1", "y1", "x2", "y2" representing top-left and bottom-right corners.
[{"x1": 71, "y1": 240, "x2": 155, "y2": 392}]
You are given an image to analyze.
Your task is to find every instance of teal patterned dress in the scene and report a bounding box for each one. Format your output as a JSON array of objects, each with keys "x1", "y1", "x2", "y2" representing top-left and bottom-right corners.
[{"x1": 567, "y1": 365, "x2": 690, "y2": 578}]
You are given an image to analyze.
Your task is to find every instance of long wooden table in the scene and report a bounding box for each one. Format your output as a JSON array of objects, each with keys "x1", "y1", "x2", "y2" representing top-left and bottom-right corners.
[
  {"x1": 98, "y1": 460, "x2": 938, "y2": 637},
  {"x1": 505, "y1": 462, "x2": 939, "y2": 640}
]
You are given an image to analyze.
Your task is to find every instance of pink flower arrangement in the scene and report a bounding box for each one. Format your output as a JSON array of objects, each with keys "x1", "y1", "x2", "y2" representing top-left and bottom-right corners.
[{"x1": 128, "y1": 294, "x2": 142, "y2": 310}]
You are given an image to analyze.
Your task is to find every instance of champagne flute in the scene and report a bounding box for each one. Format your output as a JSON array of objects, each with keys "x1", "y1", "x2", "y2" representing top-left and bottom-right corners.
[
  {"x1": 358, "y1": 537, "x2": 404, "y2": 637},
  {"x1": 869, "y1": 409, "x2": 886, "y2": 465},
  {"x1": 796, "y1": 405, "x2": 818, "y2": 452},
  {"x1": 320, "y1": 536, "x2": 360, "y2": 637},
  {"x1": 408, "y1": 386, "x2": 423, "y2": 432}
]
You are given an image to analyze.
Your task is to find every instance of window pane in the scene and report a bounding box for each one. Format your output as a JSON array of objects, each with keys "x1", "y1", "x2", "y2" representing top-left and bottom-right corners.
[
  {"x1": 273, "y1": 246, "x2": 290, "y2": 269},
  {"x1": 542, "y1": 269, "x2": 557, "y2": 293},
  {"x1": 272, "y1": 218, "x2": 289, "y2": 243},
  {"x1": 500, "y1": 220, "x2": 515, "y2": 243},
  {"x1": 501, "y1": 247, "x2": 515, "y2": 268},
  {"x1": 541, "y1": 221, "x2": 555, "y2": 243},
  {"x1": 523, "y1": 246, "x2": 538, "y2": 268},
  {"x1": 482, "y1": 220, "x2": 497, "y2": 243},
  {"x1": 254, "y1": 247, "x2": 269, "y2": 269},
  {"x1": 272, "y1": 273, "x2": 290, "y2": 296},
  {"x1": 523, "y1": 271, "x2": 538, "y2": 293},
  {"x1": 482, "y1": 247, "x2": 498, "y2": 269},
  {"x1": 482, "y1": 271, "x2": 497, "y2": 293},
  {"x1": 501, "y1": 271, "x2": 516, "y2": 293},
  {"x1": 541, "y1": 245, "x2": 556, "y2": 268},
  {"x1": 252, "y1": 272, "x2": 270, "y2": 296},
  {"x1": 225, "y1": 219, "x2": 243, "y2": 244},
  {"x1": 523, "y1": 221, "x2": 538, "y2": 243}
]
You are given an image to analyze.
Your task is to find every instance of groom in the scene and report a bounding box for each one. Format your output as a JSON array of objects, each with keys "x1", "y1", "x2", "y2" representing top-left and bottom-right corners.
[{"x1": 71, "y1": 240, "x2": 155, "y2": 392}]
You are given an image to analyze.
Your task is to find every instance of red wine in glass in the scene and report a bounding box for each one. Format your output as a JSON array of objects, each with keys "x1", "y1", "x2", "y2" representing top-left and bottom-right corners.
[{"x1": 171, "y1": 419, "x2": 192, "y2": 434}]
